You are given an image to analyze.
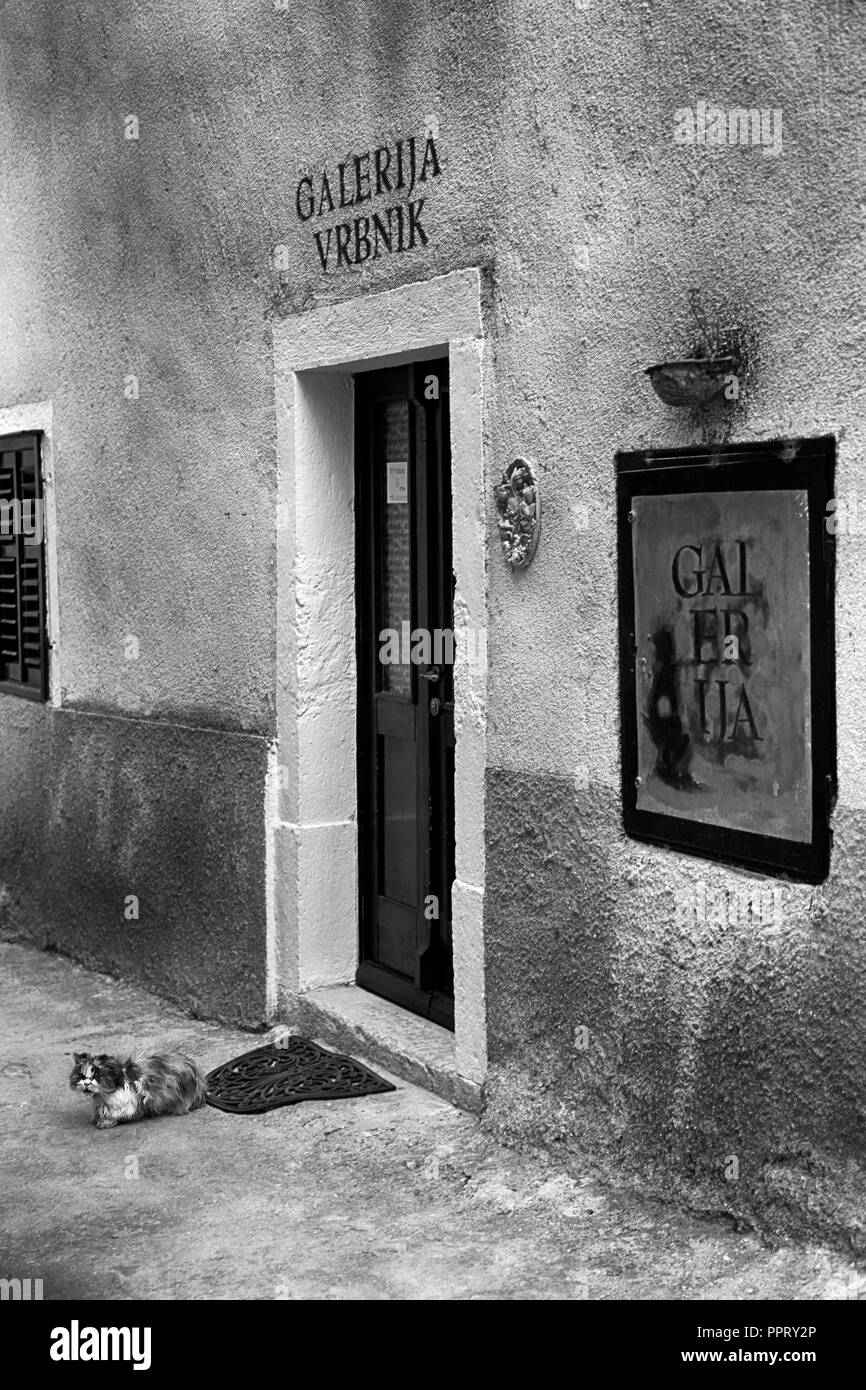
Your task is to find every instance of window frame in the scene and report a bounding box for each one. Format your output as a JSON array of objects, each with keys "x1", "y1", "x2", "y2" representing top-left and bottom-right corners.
[
  {"x1": 0, "y1": 430, "x2": 49, "y2": 702},
  {"x1": 615, "y1": 435, "x2": 836, "y2": 884}
]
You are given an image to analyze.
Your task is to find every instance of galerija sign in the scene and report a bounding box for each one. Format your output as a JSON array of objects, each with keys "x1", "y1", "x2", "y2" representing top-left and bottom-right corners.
[
  {"x1": 616, "y1": 437, "x2": 836, "y2": 883},
  {"x1": 295, "y1": 129, "x2": 442, "y2": 272}
]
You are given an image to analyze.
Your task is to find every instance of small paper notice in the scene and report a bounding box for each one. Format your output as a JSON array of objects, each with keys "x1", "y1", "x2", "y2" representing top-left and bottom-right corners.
[{"x1": 386, "y1": 460, "x2": 408, "y2": 504}]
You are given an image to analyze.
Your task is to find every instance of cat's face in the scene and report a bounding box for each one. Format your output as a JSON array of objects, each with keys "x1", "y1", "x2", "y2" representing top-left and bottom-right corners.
[{"x1": 69, "y1": 1052, "x2": 125, "y2": 1096}]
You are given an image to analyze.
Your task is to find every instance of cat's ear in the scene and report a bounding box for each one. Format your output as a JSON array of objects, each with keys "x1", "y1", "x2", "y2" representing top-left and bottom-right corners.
[{"x1": 73, "y1": 1052, "x2": 85, "y2": 1064}]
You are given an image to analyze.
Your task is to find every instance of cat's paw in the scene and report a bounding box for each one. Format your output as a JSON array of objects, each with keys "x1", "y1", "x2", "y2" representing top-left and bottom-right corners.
[{"x1": 92, "y1": 1117, "x2": 118, "y2": 1130}]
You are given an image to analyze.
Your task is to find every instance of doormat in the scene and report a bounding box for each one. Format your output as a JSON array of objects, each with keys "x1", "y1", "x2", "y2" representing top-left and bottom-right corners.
[{"x1": 205, "y1": 1037, "x2": 397, "y2": 1114}]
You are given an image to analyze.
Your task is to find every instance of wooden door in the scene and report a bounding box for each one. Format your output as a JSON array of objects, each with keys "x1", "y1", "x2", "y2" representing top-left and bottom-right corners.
[{"x1": 355, "y1": 359, "x2": 455, "y2": 1028}]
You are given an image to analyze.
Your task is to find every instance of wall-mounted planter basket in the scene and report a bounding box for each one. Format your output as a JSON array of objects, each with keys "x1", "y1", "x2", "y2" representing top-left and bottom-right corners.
[
  {"x1": 645, "y1": 356, "x2": 737, "y2": 407},
  {"x1": 495, "y1": 457, "x2": 541, "y2": 568}
]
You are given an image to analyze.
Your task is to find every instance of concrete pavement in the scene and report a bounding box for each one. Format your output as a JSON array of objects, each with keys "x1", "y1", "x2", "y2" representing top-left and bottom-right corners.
[{"x1": 0, "y1": 941, "x2": 863, "y2": 1301}]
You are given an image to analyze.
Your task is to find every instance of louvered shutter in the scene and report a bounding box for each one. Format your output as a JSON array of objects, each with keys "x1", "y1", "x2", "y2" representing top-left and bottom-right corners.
[{"x1": 0, "y1": 433, "x2": 47, "y2": 700}]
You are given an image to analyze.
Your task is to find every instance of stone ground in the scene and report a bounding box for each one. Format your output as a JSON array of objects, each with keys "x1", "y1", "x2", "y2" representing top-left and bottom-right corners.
[{"x1": 1, "y1": 941, "x2": 864, "y2": 1301}]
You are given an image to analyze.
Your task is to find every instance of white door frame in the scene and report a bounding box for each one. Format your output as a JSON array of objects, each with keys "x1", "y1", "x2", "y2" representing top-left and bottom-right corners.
[{"x1": 270, "y1": 268, "x2": 488, "y2": 1085}]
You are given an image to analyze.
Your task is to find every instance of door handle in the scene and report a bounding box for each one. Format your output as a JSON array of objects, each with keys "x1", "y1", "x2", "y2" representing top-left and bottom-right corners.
[{"x1": 420, "y1": 667, "x2": 440, "y2": 683}]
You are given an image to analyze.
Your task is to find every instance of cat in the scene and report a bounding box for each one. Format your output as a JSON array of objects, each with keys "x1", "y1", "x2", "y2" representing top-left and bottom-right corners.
[{"x1": 69, "y1": 1051, "x2": 208, "y2": 1129}]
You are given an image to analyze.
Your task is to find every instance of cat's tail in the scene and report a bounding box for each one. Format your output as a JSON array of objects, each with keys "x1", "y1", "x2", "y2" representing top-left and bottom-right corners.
[
  {"x1": 181, "y1": 1057, "x2": 208, "y2": 1112},
  {"x1": 189, "y1": 1062, "x2": 209, "y2": 1112},
  {"x1": 140, "y1": 1053, "x2": 209, "y2": 1115}
]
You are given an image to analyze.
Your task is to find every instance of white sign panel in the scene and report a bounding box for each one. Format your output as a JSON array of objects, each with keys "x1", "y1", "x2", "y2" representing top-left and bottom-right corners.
[{"x1": 386, "y1": 460, "x2": 408, "y2": 504}]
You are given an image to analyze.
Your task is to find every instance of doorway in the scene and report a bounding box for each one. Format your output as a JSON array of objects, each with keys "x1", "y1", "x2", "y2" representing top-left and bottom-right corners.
[
  {"x1": 354, "y1": 360, "x2": 455, "y2": 1028},
  {"x1": 273, "y1": 268, "x2": 488, "y2": 1086}
]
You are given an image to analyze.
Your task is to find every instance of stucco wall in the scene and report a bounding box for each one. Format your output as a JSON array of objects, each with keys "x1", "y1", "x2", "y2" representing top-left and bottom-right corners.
[
  {"x1": 0, "y1": 702, "x2": 269, "y2": 1023},
  {"x1": 474, "y1": 0, "x2": 866, "y2": 1238},
  {"x1": 1, "y1": 0, "x2": 864, "y2": 1226},
  {"x1": 0, "y1": 1, "x2": 284, "y2": 1013}
]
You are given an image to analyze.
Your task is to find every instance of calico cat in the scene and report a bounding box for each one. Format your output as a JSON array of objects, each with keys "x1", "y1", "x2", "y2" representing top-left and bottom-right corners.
[{"x1": 69, "y1": 1051, "x2": 208, "y2": 1129}]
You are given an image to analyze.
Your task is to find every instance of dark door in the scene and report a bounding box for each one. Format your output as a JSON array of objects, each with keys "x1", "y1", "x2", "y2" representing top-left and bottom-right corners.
[{"x1": 355, "y1": 359, "x2": 455, "y2": 1029}]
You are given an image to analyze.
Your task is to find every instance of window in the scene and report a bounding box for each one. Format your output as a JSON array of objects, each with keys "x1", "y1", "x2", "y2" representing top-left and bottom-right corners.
[{"x1": 0, "y1": 432, "x2": 47, "y2": 700}]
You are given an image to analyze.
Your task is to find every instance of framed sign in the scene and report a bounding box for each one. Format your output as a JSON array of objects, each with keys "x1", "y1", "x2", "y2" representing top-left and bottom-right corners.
[
  {"x1": 616, "y1": 436, "x2": 836, "y2": 882},
  {"x1": 386, "y1": 459, "x2": 409, "y2": 504}
]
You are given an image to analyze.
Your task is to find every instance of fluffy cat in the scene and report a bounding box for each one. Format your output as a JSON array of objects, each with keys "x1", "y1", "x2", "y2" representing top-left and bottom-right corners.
[{"x1": 69, "y1": 1051, "x2": 208, "y2": 1129}]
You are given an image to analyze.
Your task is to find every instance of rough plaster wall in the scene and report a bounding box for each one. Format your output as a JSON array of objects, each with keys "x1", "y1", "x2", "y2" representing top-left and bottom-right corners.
[
  {"x1": 0, "y1": 703, "x2": 269, "y2": 1024},
  {"x1": 486, "y1": 0, "x2": 866, "y2": 785},
  {"x1": 0, "y1": 0, "x2": 500, "y2": 1014},
  {"x1": 0, "y1": 2, "x2": 280, "y2": 730},
  {"x1": 0, "y1": 1, "x2": 288, "y2": 1009},
  {"x1": 0, "y1": 0, "x2": 864, "y2": 1209},
  {"x1": 477, "y1": 0, "x2": 866, "y2": 1237}
]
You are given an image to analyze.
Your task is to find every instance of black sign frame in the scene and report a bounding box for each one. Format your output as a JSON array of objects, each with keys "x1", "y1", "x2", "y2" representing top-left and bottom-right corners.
[{"x1": 616, "y1": 436, "x2": 836, "y2": 883}]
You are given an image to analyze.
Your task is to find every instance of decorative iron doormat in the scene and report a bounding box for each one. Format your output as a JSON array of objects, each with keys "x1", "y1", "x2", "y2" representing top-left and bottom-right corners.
[{"x1": 205, "y1": 1038, "x2": 396, "y2": 1114}]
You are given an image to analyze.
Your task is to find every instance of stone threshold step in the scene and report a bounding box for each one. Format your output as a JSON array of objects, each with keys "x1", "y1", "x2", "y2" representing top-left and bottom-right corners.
[{"x1": 278, "y1": 984, "x2": 483, "y2": 1114}]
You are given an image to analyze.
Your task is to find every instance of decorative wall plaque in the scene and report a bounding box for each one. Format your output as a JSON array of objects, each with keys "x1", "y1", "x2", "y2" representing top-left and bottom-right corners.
[
  {"x1": 616, "y1": 436, "x2": 835, "y2": 882},
  {"x1": 495, "y1": 458, "x2": 541, "y2": 569}
]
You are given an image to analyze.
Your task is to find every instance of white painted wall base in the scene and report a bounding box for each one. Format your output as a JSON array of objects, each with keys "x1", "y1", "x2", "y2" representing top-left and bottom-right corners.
[{"x1": 272, "y1": 268, "x2": 488, "y2": 1087}]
